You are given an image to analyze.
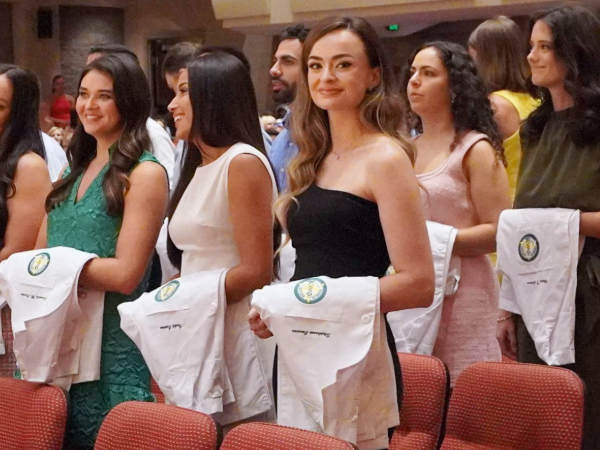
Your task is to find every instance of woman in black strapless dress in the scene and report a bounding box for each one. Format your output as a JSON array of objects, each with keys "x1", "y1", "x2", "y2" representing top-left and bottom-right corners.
[{"x1": 250, "y1": 16, "x2": 434, "y2": 450}]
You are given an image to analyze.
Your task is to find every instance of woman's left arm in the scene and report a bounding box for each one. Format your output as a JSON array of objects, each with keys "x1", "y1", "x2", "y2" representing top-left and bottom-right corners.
[
  {"x1": 78, "y1": 162, "x2": 168, "y2": 294},
  {"x1": 225, "y1": 154, "x2": 275, "y2": 304},
  {"x1": 453, "y1": 141, "x2": 512, "y2": 257},
  {"x1": 580, "y1": 212, "x2": 600, "y2": 238},
  {"x1": 371, "y1": 144, "x2": 435, "y2": 313},
  {"x1": 0, "y1": 153, "x2": 52, "y2": 262}
]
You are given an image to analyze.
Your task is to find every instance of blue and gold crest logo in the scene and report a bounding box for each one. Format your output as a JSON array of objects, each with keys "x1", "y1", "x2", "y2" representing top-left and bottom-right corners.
[
  {"x1": 155, "y1": 280, "x2": 180, "y2": 302},
  {"x1": 28, "y1": 253, "x2": 51, "y2": 276},
  {"x1": 518, "y1": 234, "x2": 540, "y2": 262},
  {"x1": 294, "y1": 278, "x2": 327, "y2": 305}
]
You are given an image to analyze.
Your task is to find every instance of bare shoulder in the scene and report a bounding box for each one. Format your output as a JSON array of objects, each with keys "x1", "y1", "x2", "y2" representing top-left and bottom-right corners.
[
  {"x1": 129, "y1": 160, "x2": 168, "y2": 184},
  {"x1": 466, "y1": 139, "x2": 497, "y2": 163},
  {"x1": 15, "y1": 152, "x2": 49, "y2": 177},
  {"x1": 365, "y1": 135, "x2": 414, "y2": 174},
  {"x1": 11, "y1": 152, "x2": 50, "y2": 195},
  {"x1": 489, "y1": 94, "x2": 518, "y2": 120},
  {"x1": 363, "y1": 135, "x2": 418, "y2": 200},
  {"x1": 229, "y1": 152, "x2": 271, "y2": 181},
  {"x1": 489, "y1": 93, "x2": 520, "y2": 138},
  {"x1": 463, "y1": 139, "x2": 502, "y2": 178}
]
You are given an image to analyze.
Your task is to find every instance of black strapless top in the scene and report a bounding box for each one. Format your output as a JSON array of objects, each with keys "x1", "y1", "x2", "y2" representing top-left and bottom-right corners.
[
  {"x1": 288, "y1": 184, "x2": 390, "y2": 281},
  {"x1": 287, "y1": 183, "x2": 403, "y2": 420}
]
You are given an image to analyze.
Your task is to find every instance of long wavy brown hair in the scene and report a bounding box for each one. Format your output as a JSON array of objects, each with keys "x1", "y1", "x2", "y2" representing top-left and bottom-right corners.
[
  {"x1": 275, "y1": 16, "x2": 414, "y2": 232},
  {"x1": 46, "y1": 55, "x2": 151, "y2": 216},
  {"x1": 468, "y1": 16, "x2": 531, "y2": 94}
]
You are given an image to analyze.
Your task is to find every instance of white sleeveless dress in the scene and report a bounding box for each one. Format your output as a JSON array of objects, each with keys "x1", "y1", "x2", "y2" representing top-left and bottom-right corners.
[{"x1": 169, "y1": 143, "x2": 277, "y2": 426}]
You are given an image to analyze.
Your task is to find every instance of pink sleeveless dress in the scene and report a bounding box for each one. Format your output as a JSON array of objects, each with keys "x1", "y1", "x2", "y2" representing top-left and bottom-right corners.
[{"x1": 417, "y1": 131, "x2": 501, "y2": 384}]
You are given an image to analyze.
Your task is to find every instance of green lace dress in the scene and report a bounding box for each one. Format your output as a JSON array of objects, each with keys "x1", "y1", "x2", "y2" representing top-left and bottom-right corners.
[{"x1": 47, "y1": 152, "x2": 161, "y2": 448}]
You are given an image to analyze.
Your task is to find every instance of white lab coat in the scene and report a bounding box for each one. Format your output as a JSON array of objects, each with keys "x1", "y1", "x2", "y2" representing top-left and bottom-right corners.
[
  {"x1": 497, "y1": 208, "x2": 581, "y2": 365},
  {"x1": 387, "y1": 221, "x2": 460, "y2": 355},
  {"x1": 119, "y1": 269, "x2": 233, "y2": 414},
  {"x1": 0, "y1": 247, "x2": 103, "y2": 388},
  {"x1": 251, "y1": 276, "x2": 399, "y2": 450}
]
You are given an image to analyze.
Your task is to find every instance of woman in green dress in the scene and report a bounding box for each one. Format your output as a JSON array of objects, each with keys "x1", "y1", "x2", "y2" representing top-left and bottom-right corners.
[{"x1": 36, "y1": 55, "x2": 169, "y2": 449}]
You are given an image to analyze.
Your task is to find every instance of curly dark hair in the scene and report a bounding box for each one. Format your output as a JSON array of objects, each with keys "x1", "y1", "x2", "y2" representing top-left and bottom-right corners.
[
  {"x1": 521, "y1": 5, "x2": 600, "y2": 148},
  {"x1": 279, "y1": 24, "x2": 310, "y2": 43},
  {"x1": 400, "y1": 41, "x2": 506, "y2": 166}
]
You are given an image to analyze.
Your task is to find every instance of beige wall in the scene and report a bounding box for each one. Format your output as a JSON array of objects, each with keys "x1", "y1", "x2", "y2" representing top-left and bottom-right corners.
[{"x1": 9, "y1": 0, "x2": 246, "y2": 99}]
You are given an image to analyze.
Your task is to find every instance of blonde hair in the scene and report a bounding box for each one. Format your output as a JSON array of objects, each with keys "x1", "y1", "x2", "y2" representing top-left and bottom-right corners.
[
  {"x1": 275, "y1": 16, "x2": 414, "y2": 233},
  {"x1": 48, "y1": 126, "x2": 62, "y2": 136}
]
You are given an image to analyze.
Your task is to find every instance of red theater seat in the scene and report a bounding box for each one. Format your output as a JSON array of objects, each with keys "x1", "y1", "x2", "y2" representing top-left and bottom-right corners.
[
  {"x1": 0, "y1": 378, "x2": 67, "y2": 450},
  {"x1": 220, "y1": 422, "x2": 359, "y2": 450},
  {"x1": 95, "y1": 401, "x2": 220, "y2": 450},
  {"x1": 440, "y1": 362, "x2": 584, "y2": 450},
  {"x1": 390, "y1": 353, "x2": 449, "y2": 450}
]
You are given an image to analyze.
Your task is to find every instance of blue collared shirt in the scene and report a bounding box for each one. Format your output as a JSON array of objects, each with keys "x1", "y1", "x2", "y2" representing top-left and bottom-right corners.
[{"x1": 268, "y1": 113, "x2": 298, "y2": 192}]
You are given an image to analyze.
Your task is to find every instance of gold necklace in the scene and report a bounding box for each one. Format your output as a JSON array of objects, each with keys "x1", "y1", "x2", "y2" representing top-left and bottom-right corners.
[{"x1": 331, "y1": 135, "x2": 364, "y2": 160}]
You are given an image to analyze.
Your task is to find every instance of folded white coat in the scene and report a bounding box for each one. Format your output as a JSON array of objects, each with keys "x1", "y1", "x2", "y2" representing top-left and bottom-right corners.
[
  {"x1": 0, "y1": 247, "x2": 103, "y2": 389},
  {"x1": 251, "y1": 276, "x2": 398, "y2": 450},
  {"x1": 119, "y1": 269, "x2": 234, "y2": 413},
  {"x1": 387, "y1": 221, "x2": 460, "y2": 355},
  {"x1": 497, "y1": 208, "x2": 581, "y2": 365}
]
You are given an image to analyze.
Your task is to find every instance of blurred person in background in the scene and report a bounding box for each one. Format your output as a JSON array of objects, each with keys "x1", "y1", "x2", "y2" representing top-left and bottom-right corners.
[{"x1": 469, "y1": 16, "x2": 539, "y2": 199}]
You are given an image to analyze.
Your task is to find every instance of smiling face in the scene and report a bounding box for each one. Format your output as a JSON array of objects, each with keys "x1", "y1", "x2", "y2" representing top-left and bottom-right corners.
[
  {"x1": 406, "y1": 47, "x2": 451, "y2": 117},
  {"x1": 307, "y1": 29, "x2": 380, "y2": 113},
  {"x1": 167, "y1": 68, "x2": 193, "y2": 141},
  {"x1": 0, "y1": 74, "x2": 12, "y2": 139},
  {"x1": 270, "y1": 38, "x2": 303, "y2": 104},
  {"x1": 527, "y1": 20, "x2": 567, "y2": 90},
  {"x1": 76, "y1": 69, "x2": 123, "y2": 143}
]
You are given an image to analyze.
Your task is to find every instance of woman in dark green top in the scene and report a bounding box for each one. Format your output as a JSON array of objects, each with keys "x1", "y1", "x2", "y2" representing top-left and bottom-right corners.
[
  {"x1": 37, "y1": 55, "x2": 168, "y2": 449},
  {"x1": 496, "y1": 6, "x2": 600, "y2": 449}
]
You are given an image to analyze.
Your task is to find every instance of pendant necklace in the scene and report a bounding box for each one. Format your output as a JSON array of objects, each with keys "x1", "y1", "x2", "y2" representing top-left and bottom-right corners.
[{"x1": 331, "y1": 134, "x2": 364, "y2": 160}]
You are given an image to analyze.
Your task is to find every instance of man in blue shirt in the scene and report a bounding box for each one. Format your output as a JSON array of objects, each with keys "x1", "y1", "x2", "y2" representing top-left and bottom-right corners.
[{"x1": 268, "y1": 24, "x2": 310, "y2": 191}]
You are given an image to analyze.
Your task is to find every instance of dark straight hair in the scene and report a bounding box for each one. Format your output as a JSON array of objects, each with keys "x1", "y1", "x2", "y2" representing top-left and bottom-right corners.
[
  {"x1": 0, "y1": 65, "x2": 45, "y2": 247},
  {"x1": 522, "y1": 4, "x2": 600, "y2": 147},
  {"x1": 46, "y1": 54, "x2": 152, "y2": 216},
  {"x1": 161, "y1": 42, "x2": 202, "y2": 76},
  {"x1": 51, "y1": 74, "x2": 63, "y2": 94},
  {"x1": 167, "y1": 52, "x2": 281, "y2": 276},
  {"x1": 89, "y1": 44, "x2": 140, "y2": 64}
]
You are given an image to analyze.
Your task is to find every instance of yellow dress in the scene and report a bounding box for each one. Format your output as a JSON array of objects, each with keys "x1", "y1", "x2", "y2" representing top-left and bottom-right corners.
[
  {"x1": 490, "y1": 92, "x2": 538, "y2": 269},
  {"x1": 492, "y1": 90, "x2": 540, "y2": 199}
]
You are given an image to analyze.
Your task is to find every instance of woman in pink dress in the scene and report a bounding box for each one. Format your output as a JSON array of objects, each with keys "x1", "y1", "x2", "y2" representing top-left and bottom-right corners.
[{"x1": 401, "y1": 41, "x2": 512, "y2": 383}]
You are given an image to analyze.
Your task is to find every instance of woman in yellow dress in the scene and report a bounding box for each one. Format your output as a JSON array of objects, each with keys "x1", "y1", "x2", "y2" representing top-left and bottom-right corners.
[{"x1": 469, "y1": 16, "x2": 539, "y2": 199}]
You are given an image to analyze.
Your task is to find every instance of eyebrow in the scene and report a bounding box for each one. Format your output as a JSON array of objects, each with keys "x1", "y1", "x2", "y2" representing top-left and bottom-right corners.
[
  {"x1": 78, "y1": 87, "x2": 113, "y2": 94},
  {"x1": 308, "y1": 53, "x2": 355, "y2": 61},
  {"x1": 411, "y1": 64, "x2": 437, "y2": 70},
  {"x1": 177, "y1": 82, "x2": 189, "y2": 89}
]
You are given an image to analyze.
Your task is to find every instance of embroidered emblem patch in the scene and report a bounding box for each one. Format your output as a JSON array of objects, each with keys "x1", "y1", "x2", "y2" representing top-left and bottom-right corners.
[
  {"x1": 155, "y1": 280, "x2": 180, "y2": 302},
  {"x1": 28, "y1": 253, "x2": 51, "y2": 276},
  {"x1": 518, "y1": 234, "x2": 540, "y2": 262},
  {"x1": 294, "y1": 278, "x2": 327, "y2": 305}
]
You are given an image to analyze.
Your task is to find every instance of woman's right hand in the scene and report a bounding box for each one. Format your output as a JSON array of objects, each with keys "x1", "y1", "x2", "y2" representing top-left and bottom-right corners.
[
  {"x1": 496, "y1": 314, "x2": 518, "y2": 360},
  {"x1": 248, "y1": 307, "x2": 273, "y2": 339}
]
